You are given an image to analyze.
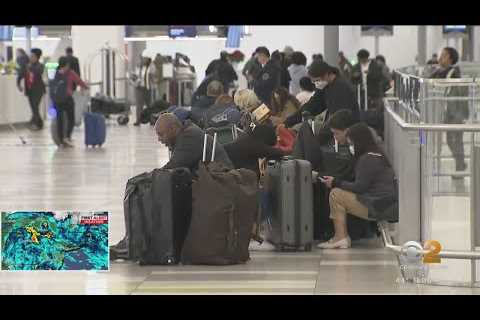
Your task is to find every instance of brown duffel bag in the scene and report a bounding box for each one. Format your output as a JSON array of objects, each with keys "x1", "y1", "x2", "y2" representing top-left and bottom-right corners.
[{"x1": 181, "y1": 131, "x2": 259, "y2": 265}]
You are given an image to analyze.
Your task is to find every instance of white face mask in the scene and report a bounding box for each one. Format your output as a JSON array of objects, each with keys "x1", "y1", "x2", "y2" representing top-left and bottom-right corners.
[
  {"x1": 349, "y1": 145, "x2": 355, "y2": 155},
  {"x1": 314, "y1": 80, "x2": 328, "y2": 90}
]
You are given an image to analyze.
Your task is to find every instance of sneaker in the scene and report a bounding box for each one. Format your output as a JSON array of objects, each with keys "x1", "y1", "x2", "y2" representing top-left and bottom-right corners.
[
  {"x1": 62, "y1": 139, "x2": 74, "y2": 148},
  {"x1": 317, "y1": 237, "x2": 351, "y2": 249},
  {"x1": 248, "y1": 240, "x2": 276, "y2": 251}
]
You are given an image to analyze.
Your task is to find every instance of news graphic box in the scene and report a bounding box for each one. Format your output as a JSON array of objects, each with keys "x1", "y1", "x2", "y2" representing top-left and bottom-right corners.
[{"x1": 1, "y1": 211, "x2": 109, "y2": 271}]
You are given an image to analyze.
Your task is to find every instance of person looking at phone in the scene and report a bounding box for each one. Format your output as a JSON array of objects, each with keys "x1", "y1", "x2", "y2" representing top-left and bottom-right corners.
[{"x1": 317, "y1": 122, "x2": 396, "y2": 249}]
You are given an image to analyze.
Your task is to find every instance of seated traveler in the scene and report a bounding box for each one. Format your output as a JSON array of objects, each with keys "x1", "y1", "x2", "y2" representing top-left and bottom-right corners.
[
  {"x1": 234, "y1": 89, "x2": 262, "y2": 112},
  {"x1": 156, "y1": 113, "x2": 233, "y2": 173},
  {"x1": 269, "y1": 87, "x2": 301, "y2": 127},
  {"x1": 110, "y1": 113, "x2": 234, "y2": 258},
  {"x1": 318, "y1": 122, "x2": 397, "y2": 249},
  {"x1": 190, "y1": 80, "x2": 224, "y2": 128}
]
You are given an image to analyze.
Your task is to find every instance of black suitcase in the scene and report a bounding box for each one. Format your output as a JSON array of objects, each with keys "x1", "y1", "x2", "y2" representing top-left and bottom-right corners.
[{"x1": 123, "y1": 168, "x2": 192, "y2": 265}]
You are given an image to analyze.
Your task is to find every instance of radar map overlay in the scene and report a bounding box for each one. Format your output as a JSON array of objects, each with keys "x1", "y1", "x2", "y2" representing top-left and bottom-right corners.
[{"x1": 1, "y1": 212, "x2": 109, "y2": 270}]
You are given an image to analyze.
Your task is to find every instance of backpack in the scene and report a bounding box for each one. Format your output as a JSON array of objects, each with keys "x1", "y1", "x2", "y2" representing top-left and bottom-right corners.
[
  {"x1": 203, "y1": 104, "x2": 241, "y2": 128},
  {"x1": 50, "y1": 72, "x2": 69, "y2": 106}
]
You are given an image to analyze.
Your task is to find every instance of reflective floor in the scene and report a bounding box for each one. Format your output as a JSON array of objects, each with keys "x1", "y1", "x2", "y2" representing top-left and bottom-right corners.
[{"x1": 1, "y1": 121, "x2": 479, "y2": 294}]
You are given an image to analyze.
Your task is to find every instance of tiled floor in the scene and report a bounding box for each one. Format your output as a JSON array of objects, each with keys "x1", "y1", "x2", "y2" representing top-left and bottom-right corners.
[{"x1": 0, "y1": 121, "x2": 479, "y2": 295}]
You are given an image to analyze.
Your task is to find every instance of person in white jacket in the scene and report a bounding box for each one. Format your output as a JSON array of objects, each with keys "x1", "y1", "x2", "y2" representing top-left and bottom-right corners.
[
  {"x1": 287, "y1": 51, "x2": 308, "y2": 96},
  {"x1": 296, "y1": 76, "x2": 315, "y2": 106}
]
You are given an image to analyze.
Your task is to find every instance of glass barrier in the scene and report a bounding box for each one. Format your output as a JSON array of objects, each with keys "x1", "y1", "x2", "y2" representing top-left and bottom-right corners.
[{"x1": 384, "y1": 95, "x2": 480, "y2": 287}]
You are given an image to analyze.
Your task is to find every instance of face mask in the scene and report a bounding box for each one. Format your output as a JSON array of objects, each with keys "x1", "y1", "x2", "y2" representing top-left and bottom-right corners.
[
  {"x1": 349, "y1": 145, "x2": 355, "y2": 155},
  {"x1": 314, "y1": 80, "x2": 328, "y2": 90}
]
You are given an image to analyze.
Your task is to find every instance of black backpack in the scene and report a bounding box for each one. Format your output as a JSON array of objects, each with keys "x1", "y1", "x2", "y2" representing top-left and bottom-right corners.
[{"x1": 50, "y1": 72, "x2": 69, "y2": 106}]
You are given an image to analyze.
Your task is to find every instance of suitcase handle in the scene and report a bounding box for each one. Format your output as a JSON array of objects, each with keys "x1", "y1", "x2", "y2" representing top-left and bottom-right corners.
[{"x1": 202, "y1": 129, "x2": 218, "y2": 163}]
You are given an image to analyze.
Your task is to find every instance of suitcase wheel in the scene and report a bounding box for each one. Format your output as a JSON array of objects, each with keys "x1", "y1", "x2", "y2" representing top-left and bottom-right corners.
[{"x1": 304, "y1": 243, "x2": 313, "y2": 252}]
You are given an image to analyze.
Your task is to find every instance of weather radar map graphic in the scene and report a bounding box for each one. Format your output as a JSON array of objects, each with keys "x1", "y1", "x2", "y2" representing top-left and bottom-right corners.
[{"x1": 1, "y1": 211, "x2": 109, "y2": 271}]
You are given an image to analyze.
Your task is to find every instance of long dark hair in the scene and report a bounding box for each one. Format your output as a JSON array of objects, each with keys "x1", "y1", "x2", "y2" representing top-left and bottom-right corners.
[
  {"x1": 270, "y1": 87, "x2": 300, "y2": 115},
  {"x1": 346, "y1": 123, "x2": 390, "y2": 167}
]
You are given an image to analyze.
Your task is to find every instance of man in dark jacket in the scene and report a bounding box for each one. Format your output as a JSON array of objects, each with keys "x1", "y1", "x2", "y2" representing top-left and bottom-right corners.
[
  {"x1": 431, "y1": 47, "x2": 468, "y2": 175},
  {"x1": 253, "y1": 46, "x2": 281, "y2": 106},
  {"x1": 205, "y1": 51, "x2": 238, "y2": 92},
  {"x1": 65, "y1": 47, "x2": 81, "y2": 89},
  {"x1": 110, "y1": 113, "x2": 233, "y2": 258},
  {"x1": 284, "y1": 61, "x2": 359, "y2": 128},
  {"x1": 351, "y1": 49, "x2": 386, "y2": 110},
  {"x1": 17, "y1": 48, "x2": 46, "y2": 130},
  {"x1": 242, "y1": 52, "x2": 262, "y2": 89},
  {"x1": 155, "y1": 113, "x2": 233, "y2": 174}
]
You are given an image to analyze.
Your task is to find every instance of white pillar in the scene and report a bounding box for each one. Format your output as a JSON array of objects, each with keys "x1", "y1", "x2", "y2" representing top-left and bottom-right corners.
[
  {"x1": 71, "y1": 26, "x2": 125, "y2": 97},
  {"x1": 25, "y1": 27, "x2": 31, "y2": 53},
  {"x1": 324, "y1": 25, "x2": 339, "y2": 66},
  {"x1": 417, "y1": 26, "x2": 427, "y2": 65}
]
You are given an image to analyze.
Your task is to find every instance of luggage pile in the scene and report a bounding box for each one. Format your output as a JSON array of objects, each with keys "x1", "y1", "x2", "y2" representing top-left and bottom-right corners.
[{"x1": 113, "y1": 129, "x2": 259, "y2": 265}]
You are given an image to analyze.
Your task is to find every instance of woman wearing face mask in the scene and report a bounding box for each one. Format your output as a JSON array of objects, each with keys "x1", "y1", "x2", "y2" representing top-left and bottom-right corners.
[
  {"x1": 317, "y1": 122, "x2": 396, "y2": 249},
  {"x1": 283, "y1": 61, "x2": 359, "y2": 129}
]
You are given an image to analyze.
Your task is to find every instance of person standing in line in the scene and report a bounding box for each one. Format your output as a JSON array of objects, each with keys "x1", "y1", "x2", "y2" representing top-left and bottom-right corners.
[
  {"x1": 351, "y1": 49, "x2": 386, "y2": 111},
  {"x1": 132, "y1": 56, "x2": 155, "y2": 126},
  {"x1": 17, "y1": 48, "x2": 46, "y2": 131},
  {"x1": 427, "y1": 53, "x2": 439, "y2": 65},
  {"x1": 206, "y1": 51, "x2": 238, "y2": 92},
  {"x1": 253, "y1": 46, "x2": 281, "y2": 107},
  {"x1": 65, "y1": 47, "x2": 81, "y2": 90},
  {"x1": 337, "y1": 51, "x2": 353, "y2": 81},
  {"x1": 54, "y1": 56, "x2": 89, "y2": 148},
  {"x1": 242, "y1": 52, "x2": 262, "y2": 90},
  {"x1": 16, "y1": 48, "x2": 29, "y2": 91},
  {"x1": 288, "y1": 51, "x2": 308, "y2": 96},
  {"x1": 431, "y1": 47, "x2": 468, "y2": 176}
]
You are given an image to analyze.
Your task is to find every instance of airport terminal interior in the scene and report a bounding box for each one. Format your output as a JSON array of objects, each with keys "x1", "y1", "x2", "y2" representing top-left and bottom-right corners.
[{"x1": 1, "y1": 25, "x2": 480, "y2": 295}]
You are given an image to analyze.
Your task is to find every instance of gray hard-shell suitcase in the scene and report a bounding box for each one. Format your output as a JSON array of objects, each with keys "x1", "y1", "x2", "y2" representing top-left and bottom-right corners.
[{"x1": 264, "y1": 157, "x2": 314, "y2": 251}]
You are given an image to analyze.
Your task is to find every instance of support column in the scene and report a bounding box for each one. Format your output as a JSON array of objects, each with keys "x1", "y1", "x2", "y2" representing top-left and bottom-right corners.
[
  {"x1": 323, "y1": 25, "x2": 339, "y2": 66},
  {"x1": 25, "y1": 27, "x2": 31, "y2": 53},
  {"x1": 417, "y1": 26, "x2": 427, "y2": 65},
  {"x1": 471, "y1": 27, "x2": 479, "y2": 61}
]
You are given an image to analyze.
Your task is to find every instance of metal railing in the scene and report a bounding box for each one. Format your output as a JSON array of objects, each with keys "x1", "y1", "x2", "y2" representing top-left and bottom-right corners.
[{"x1": 384, "y1": 65, "x2": 480, "y2": 287}]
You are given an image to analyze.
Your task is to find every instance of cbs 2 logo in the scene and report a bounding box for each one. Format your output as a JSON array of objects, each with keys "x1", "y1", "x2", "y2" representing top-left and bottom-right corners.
[{"x1": 423, "y1": 240, "x2": 442, "y2": 264}]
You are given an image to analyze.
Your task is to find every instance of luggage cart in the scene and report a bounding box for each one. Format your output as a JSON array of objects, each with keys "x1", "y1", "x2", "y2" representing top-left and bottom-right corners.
[{"x1": 84, "y1": 43, "x2": 132, "y2": 125}]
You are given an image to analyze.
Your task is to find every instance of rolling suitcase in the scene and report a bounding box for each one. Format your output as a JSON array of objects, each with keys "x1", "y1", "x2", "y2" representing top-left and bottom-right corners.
[
  {"x1": 124, "y1": 168, "x2": 192, "y2": 265},
  {"x1": 264, "y1": 158, "x2": 314, "y2": 251},
  {"x1": 181, "y1": 130, "x2": 258, "y2": 265},
  {"x1": 84, "y1": 112, "x2": 106, "y2": 147}
]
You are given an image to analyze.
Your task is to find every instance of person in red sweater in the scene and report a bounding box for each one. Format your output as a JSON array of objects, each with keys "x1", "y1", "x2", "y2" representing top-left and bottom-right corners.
[{"x1": 55, "y1": 56, "x2": 89, "y2": 148}]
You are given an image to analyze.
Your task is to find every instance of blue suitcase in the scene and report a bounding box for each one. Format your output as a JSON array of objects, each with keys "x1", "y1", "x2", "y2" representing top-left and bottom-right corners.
[{"x1": 84, "y1": 112, "x2": 106, "y2": 147}]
